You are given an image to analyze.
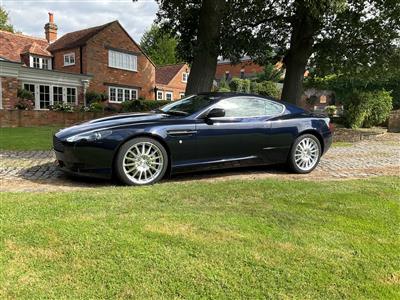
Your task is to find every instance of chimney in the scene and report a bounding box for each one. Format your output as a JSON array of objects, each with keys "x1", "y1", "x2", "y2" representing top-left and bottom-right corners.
[{"x1": 44, "y1": 12, "x2": 58, "y2": 43}]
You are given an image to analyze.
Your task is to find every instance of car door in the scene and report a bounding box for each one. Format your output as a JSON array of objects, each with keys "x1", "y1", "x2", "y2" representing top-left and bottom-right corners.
[{"x1": 194, "y1": 96, "x2": 285, "y2": 165}]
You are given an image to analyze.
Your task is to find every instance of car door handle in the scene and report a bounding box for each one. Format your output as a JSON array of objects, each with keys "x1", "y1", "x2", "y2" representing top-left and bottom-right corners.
[{"x1": 167, "y1": 130, "x2": 197, "y2": 136}]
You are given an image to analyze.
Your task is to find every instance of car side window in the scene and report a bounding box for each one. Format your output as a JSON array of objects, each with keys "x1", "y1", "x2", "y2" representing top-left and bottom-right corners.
[{"x1": 214, "y1": 97, "x2": 284, "y2": 118}]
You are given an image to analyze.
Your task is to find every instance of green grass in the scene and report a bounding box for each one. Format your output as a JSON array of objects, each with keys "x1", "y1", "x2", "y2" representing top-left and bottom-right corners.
[
  {"x1": 1, "y1": 177, "x2": 399, "y2": 299},
  {"x1": 0, "y1": 127, "x2": 60, "y2": 150}
]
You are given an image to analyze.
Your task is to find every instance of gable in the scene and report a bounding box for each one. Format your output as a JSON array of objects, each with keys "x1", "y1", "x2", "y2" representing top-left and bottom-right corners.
[{"x1": 156, "y1": 63, "x2": 187, "y2": 85}]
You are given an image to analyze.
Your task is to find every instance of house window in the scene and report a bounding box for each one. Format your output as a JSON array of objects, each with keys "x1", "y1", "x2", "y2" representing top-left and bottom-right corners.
[
  {"x1": 30, "y1": 56, "x2": 51, "y2": 70},
  {"x1": 66, "y1": 88, "x2": 77, "y2": 105},
  {"x1": 179, "y1": 92, "x2": 185, "y2": 99},
  {"x1": 53, "y1": 86, "x2": 63, "y2": 106},
  {"x1": 109, "y1": 87, "x2": 116, "y2": 102},
  {"x1": 64, "y1": 53, "x2": 75, "y2": 66},
  {"x1": 240, "y1": 69, "x2": 245, "y2": 79},
  {"x1": 182, "y1": 72, "x2": 189, "y2": 83},
  {"x1": 39, "y1": 85, "x2": 50, "y2": 109},
  {"x1": 157, "y1": 91, "x2": 164, "y2": 101},
  {"x1": 108, "y1": 50, "x2": 137, "y2": 72},
  {"x1": 108, "y1": 86, "x2": 138, "y2": 103},
  {"x1": 165, "y1": 91, "x2": 173, "y2": 101},
  {"x1": 23, "y1": 83, "x2": 79, "y2": 109}
]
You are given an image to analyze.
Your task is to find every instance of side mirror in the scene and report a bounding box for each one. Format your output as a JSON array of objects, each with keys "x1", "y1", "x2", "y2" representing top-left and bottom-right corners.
[{"x1": 206, "y1": 108, "x2": 225, "y2": 119}]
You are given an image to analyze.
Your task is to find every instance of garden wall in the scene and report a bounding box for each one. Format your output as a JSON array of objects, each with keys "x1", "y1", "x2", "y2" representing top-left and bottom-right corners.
[
  {"x1": 0, "y1": 110, "x2": 116, "y2": 127},
  {"x1": 388, "y1": 109, "x2": 400, "y2": 133}
]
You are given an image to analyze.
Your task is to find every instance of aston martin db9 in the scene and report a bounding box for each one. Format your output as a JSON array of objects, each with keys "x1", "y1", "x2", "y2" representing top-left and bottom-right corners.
[{"x1": 53, "y1": 93, "x2": 333, "y2": 185}]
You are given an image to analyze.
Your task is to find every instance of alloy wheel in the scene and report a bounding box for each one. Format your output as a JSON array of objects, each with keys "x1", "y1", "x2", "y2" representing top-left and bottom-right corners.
[{"x1": 294, "y1": 137, "x2": 320, "y2": 171}]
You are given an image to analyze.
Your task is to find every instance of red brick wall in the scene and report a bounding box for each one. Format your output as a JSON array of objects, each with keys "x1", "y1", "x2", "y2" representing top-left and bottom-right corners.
[
  {"x1": 215, "y1": 60, "x2": 264, "y2": 80},
  {"x1": 0, "y1": 110, "x2": 115, "y2": 127},
  {"x1": 84, "y1": 22, "x2": 155, "y2": 100},
  {"x1": 157, "y1": 65, "x2": 189, "y2": 100},
  {"x1": 1, "y1": 77, "x2": 19, "y2": 109},
  {"x1": 52, "y1": 47, "x2": 83, "y2": 74}
]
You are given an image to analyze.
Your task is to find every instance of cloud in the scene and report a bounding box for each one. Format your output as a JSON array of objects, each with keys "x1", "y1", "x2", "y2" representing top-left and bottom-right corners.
[{"x1": 1, "y1": 0, "x2": 158, "y2": 42}]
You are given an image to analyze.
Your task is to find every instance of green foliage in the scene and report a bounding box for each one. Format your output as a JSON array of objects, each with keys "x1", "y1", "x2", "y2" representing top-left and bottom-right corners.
[
  {"x1": 88, "y1": 102, "x2": 103, "y2": 112},
  {"x1": 86, "y1": 91, "x2": 107, "y2": 104},
  {"x1": 242, "y1": 79, "x2": 251, "y2": 93},
  {"x1": 343, "y1": 90, "x2": 393, "y2": 128},
  {"x1": 0, "y1": 6, "x2": 14, "y2": 33},
  {"x1": 218, "y1": 76, "x2": 230, "y2": 91},
  {"x1": 229, "y1": 78, "x2": 243, "y2": 92},
  {"x1": 121, "y1": 100, "x2": 170, "y2": 112},
  {"x1": 256, "y1": 81, "x2": 281, "y2": 99},
  {"x1": 250, "y1": 81, "x2": 259, "y2": 94},
  {"x1": 218, "y1": 87, "x2": 231, "y2": 92},
  {"x1": 140, "y1": 24, "x2": 179, "y2": 66},
  {"x1": 324, "y1": 105, "x2": 337, "y2": 118},
  {"x1": 256, "y1": 63, "x2": 284, "y2": 83},
  {"x1": 50, "y1": 103, "x2": 74, "y2": 112},
  {"x1": 17, "y1": 88, "x2": 34, "y2": 100}
]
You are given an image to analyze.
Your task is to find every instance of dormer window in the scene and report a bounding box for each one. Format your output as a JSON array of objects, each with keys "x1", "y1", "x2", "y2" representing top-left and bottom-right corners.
[
  {"x1": 182, "y1": 72, "x2": 189, "y2": 83},
  {"x1": 64, "y1": 53, "x2": 75, "y2": 66},
  {"x1": 29, "y1": 55, "x2": 51, "y2": 70}
]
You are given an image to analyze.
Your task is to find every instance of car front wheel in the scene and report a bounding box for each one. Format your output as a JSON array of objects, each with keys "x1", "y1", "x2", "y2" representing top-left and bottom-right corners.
[
  {"x1": 115, "y1": 137, "x2": 168, "y2": 185},
  {"x1": 288, "y1": 134, "x2": 321, "y2": 174}
]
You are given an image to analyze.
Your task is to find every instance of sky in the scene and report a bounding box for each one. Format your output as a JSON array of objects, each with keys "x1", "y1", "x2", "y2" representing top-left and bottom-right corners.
[{"x1": 0, "y1": 0, "x2": 158, "y2": 42}]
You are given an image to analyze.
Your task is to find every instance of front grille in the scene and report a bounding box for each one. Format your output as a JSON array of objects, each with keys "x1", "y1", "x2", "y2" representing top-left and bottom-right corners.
[{"x1": 53, "y1": 135, "x2": 64, "y2": 152}]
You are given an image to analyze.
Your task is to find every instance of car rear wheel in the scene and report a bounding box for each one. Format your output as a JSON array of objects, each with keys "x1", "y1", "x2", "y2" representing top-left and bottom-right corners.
[
  {"x1": 115, "y1": 137, "x2": 168, "y2": 185},
  {"x1": 288, "y1": 134, "x2": 321, "y2": 174}
]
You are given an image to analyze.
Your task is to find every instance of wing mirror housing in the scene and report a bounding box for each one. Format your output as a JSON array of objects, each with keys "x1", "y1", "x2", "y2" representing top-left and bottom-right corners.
[{"x1": 206, "y1": 108, "x2": 225, "y2": 119}]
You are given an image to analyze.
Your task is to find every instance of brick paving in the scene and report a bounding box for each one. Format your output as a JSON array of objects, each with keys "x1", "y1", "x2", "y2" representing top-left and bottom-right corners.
[{"x1": 0, "y1": 133, "x2": 399, "y2": 192}]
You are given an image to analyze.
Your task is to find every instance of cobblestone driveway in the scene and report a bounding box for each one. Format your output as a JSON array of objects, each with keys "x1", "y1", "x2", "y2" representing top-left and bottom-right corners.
[{"x1": 1, "y1": 133, "x2": 399, "y2": 192}]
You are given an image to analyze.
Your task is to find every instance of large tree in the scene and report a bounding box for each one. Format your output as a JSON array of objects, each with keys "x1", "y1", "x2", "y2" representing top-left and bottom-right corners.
[
  {"x1": 0, "y1": 6, "x2": 15, "y2": 33},
  {"x1": 156, "y1": 0, "x2": 226, "y2": 94},
  {"x1": 223, "y1": 0, "x2": 400, "y2": 104},
  {"x1": 140, "y1": 24, "x2": 179, "y2": 66}
]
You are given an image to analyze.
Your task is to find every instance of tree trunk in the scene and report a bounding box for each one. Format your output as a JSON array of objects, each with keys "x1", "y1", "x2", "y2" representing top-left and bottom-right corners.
[
  {"x1": 281, "y1": 4, "x2": 319, "y2": 105},
  {"x1": 185, "y1": 0, "x2": 225, "y2": 95}
]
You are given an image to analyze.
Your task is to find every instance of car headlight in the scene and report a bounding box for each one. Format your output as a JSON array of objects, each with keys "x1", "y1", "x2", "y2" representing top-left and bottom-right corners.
[{"x1": 66, "y1": 130, "x2": 113, "y2": 142}]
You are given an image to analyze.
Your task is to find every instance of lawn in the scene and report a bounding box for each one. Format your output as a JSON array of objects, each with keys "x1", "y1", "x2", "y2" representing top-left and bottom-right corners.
[
  {"x1": 1, "y1": 177, "x2": 399, "y2": 299},
  {"x1": 0, "y1": 127, "x2": 60, "y2": 150}
]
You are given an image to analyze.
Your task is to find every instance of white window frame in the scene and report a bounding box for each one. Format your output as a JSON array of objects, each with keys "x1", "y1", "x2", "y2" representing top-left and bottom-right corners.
[
  {"x1": 157, "y1": 91, "x2": 164, "y2": 101},
  {"x1": 165, "y1": 91, "x2": 173, "y2": 101},
  {"x1": 108, "y1": 50, "x2": 137, "y2": 72},
  {"x1": 108, "y1": 86, "x2": 138, "y2": 103},
  {"x1": 29, "y1": 55, "x2": 52, "y2": 70},
  {"x1": 182, "y1": 72, "x2": 189, "y2": 83},
  {"x1": 179, "y1": 92, "x2": 185, "y2": 99},
  {"x1": 63, "y1": 53, "x2": 75, "y2": 66},
  {"x1": 22, "y1": 82, "x2": 78, "y2": 110}
]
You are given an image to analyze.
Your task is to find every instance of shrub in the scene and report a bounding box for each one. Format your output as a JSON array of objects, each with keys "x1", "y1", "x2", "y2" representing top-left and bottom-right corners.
[
  {"x1": 86, "y1": 91, "x2": 104, "y2": 104},
  {"x1": 50, "y1": 103, "x2": 75, "y2": 112},
  {"x1": 218, "y1": 87, "x2": 231, "y2": 92},
  {"x1": 15, "y1": 88, "x2": 34, "y2": 110},
  {"x1": 324, "y1": 105, "x2": 337, "y2": 118},
  {"x1": 250, "y1": 81, "x2": 259, "y2": 94},
  {"x1": 343, "y1": 90, "x2": 393, "y2": 128},
  {"x1": 88, "y1": 102, "x2": 103, "y2": 112},
  {"x1": 256, "y1": 81, "x2": 281, "y2": 99},
  {"x1": 218, "y1": 76, "x2": 230, "y2": 91},
  {"x1": 229, "y1": 78, "x2": 243, "y2": 92},
  {"x1": 121, "y1": 100, "x2": 170, "y2": 112},
  {"x1": 242, "y1": 79, "x2": 251, "y2": 93},
  {"x1": 15, "y1": 99, "x2": 34, "y2": 110}
]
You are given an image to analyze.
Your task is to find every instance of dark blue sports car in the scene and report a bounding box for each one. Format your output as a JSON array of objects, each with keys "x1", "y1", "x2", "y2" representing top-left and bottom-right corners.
[{"x1": 54, "y1": 93, "x2": 333, "y2": 185}]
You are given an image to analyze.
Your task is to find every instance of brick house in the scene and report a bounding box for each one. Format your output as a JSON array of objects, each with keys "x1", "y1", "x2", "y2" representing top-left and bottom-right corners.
[
  {"x1": 155, "y1": 63, "x2": 190, "y2": 101},
  {"x1": 0, "y1": 26, "x2": 90, "y2": 110},
  {"x1": 48, "y1": 19, "x2": 156, "y2": 102},
  {"x1": 0, "y1": 13, "x2": 157, "y2": 111},
  {"x1": 215, "y1": 56, "x2": 264, "y2": 81}
]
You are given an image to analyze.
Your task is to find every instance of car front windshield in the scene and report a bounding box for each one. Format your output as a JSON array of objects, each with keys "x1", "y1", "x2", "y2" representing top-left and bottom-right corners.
[{"x1": 158, "y1": 95, "x2": 218, "y2": 116}]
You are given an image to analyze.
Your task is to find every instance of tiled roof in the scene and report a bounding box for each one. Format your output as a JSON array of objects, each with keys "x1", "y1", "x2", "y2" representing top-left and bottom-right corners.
[
  {"x1": 156, "y1": 63, "x2": 186, "y2": 85},
  {"x1": 0, "y1": 30, "x2": 51, "y2": 62},
  {"x1": 48, "y1": 21, "x2": 115, "y2": 51}
]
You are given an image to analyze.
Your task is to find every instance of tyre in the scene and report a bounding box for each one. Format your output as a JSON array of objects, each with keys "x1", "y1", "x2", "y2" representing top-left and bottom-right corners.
[
  {"x1": 288, "y1": 134, "x2": 321, "y2": 174},
  {"x1": 115, "y1": 137, "x2": 168, "y2": 185}
]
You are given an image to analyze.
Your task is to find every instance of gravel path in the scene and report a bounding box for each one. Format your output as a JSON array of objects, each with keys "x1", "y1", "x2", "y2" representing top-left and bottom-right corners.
[{"x1": 1, "y1": 133, "x2": 399, "y2": 192}]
